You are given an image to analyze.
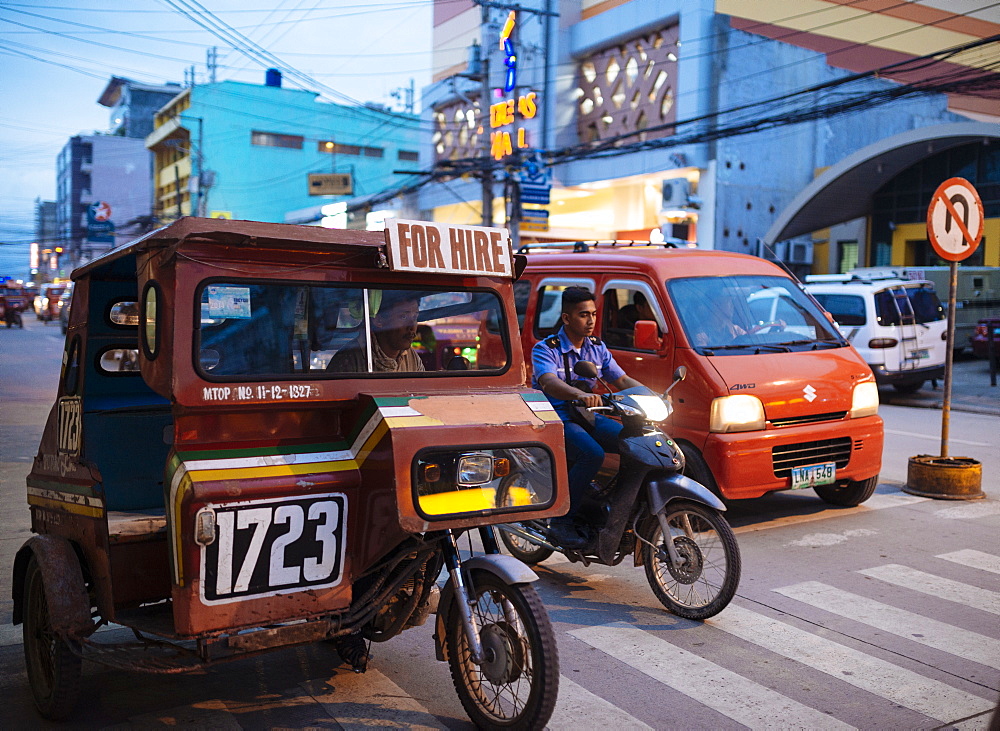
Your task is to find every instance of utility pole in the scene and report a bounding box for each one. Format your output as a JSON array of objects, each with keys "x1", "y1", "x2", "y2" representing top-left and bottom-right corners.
[
  {"x1": 481, "y1": 55, "x2": 493, "y2": 228},
  {"x1": 207, "y1": 47, "x2": 217, "y2": 84}
]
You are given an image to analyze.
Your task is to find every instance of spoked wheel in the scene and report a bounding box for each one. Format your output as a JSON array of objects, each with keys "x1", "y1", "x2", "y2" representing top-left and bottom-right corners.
[
  {"x1": 445, "y1": 572, "x2": 558, "y2": 729},
  {"x1": 498, "y1": 524, "x2": 554, "y2": 565},
  {"x1": 23, "y1": 556, "x2": 82, "y2": 720},
  {"x1": 643, "y1": 500, "x2": 741, "y2": 620}
]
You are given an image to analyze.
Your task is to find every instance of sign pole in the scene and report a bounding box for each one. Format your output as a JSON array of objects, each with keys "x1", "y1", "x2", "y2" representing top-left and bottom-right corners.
[
  {"x1": 940, "y1": 260, "x2": 958, "y2": 458},
  {"x1": 905, "y1": 176, "x2": 985, "y2": 500}
]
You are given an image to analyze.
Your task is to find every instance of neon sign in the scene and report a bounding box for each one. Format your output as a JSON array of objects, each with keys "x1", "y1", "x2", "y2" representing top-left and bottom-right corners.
[
  {"x1": 489, "y1": 11, "x2": 539, "y2": 160},
  {"x1": 500, "y1": 11, "x2": 517, "y2": 93}
]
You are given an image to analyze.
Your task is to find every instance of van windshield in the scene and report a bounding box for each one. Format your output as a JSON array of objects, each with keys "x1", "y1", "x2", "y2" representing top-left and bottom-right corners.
[
  {"x1": 196, "y1": 282, "x2": 509, "y2": 379},
  {"x1": 667, "y1": 275, "x2": 846, "y2": 355}
]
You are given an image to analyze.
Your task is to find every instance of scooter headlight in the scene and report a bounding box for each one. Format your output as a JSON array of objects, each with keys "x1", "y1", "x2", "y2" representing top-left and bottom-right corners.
[{"x1": 629, "y1": 394, "x2": 671, "y2": 422}]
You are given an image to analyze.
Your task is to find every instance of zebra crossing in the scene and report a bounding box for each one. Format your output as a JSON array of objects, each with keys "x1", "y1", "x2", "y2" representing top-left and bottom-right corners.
[
  {"x1": 214, "y1": 547, "x2": 995, "y2": 729},
  {"x1": 547, "y1": 547, "x2": 999, "y2": 729}
]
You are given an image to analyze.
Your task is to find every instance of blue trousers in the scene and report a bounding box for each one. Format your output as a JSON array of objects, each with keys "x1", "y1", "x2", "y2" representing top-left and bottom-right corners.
[{"x1": 556, "y1": 410, "x2": 623, "y2": 518}]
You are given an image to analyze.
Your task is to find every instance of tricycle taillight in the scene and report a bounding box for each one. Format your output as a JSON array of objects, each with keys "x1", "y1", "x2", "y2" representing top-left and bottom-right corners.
[{"x1": 194, "y1": 508, "x2": 216, "y2": 546}]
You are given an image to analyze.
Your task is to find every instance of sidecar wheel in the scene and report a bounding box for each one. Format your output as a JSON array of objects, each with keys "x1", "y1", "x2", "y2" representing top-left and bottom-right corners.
[
  {"x1": 445, "y1": 572, "x2": 558, "y2": 729},
  {"x1": 498, "y1": 524, "x2": 554, "y2": 565},
  {"x1": 643, "y1": 501, "x2": 741, "y2": 620},
  {"x1": 23, "y1": 556, "x2": 82, "y2": 720}
]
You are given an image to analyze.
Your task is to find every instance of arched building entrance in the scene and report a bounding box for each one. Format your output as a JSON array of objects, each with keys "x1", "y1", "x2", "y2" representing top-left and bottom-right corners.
[{"x1": 764, "y1": 123, "x2": 1000, "y2": 271}]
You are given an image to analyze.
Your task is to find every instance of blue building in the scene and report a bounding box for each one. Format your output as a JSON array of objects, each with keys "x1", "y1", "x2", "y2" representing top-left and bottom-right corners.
[{"x1": 146, "y1": 74, "x2": 423, "y2": 225}]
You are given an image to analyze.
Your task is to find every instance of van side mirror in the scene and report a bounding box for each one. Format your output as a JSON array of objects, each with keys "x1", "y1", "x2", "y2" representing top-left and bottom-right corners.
[{"x1": 634, "y1": 320, "x2": 661, "y2": 350}]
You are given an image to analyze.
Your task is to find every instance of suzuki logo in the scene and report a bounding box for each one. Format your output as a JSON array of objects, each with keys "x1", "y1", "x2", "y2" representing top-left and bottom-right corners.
[{"x1": 803, "y1": 385, "x2": 817, "y2": 402}]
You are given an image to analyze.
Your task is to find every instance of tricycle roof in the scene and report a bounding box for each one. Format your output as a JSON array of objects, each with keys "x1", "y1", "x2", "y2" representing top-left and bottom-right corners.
[{"x1": 72, "y1": 217, "x2": 388, "y2": 282}]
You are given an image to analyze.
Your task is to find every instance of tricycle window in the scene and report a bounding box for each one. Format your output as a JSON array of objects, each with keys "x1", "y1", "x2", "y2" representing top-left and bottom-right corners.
[{"x1": 196, "y1": 282, "x2": 509, "y2": 379}]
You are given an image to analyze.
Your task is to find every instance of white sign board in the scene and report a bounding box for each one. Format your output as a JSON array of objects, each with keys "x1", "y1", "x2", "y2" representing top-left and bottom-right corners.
[{"x1": 384, "y1": 219, "x2": 514, "y2": 278}]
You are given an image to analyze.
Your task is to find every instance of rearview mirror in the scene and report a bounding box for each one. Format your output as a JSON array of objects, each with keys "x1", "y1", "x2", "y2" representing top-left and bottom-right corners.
[
  {"x1": 634, "y1": 320, "x2": 661, "y2": 350},
  {"x1": 573, "y1": 360, "x2": 598, "y2": 379}
]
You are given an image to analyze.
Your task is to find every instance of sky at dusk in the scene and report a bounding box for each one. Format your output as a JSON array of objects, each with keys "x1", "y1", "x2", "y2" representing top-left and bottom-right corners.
[{"x1": 0, "y1": 0, "x2": 434, "y2": 280}]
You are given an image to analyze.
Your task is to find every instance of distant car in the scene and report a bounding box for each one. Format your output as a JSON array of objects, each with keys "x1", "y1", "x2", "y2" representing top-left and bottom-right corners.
[
  {"x1": 58, "y1": 285, "x2": 74, "y2": 334},
  {"x1": 805, "y1": 273, "x2": 947, "y2": 394},
  {"x1": 970, "y1": 316, "x2": 1000, "y2": 359}
]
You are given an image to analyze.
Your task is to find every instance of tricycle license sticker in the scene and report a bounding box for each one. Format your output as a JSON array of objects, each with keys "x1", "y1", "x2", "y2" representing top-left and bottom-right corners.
[
  {"x1": 207, "y1": 286, "x2": 251, "y2": 319},
  {"x1": 200, "y1": 493, "x2": 347, "y2": 604},
  {"x1": 791, "y1": 462, "x2": 836, "y2": 489}
]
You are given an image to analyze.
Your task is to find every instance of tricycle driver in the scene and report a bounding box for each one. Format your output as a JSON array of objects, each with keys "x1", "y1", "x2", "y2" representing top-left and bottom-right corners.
[
  {"x1": 328, "y1": 290, "x2": 425, "y2": 373},
  {"x1": 532, "y1": 286, "x2": 647, "y2": 549}
]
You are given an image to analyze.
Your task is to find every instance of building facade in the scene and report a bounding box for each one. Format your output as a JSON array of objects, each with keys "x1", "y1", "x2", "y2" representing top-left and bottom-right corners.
[
  {"x1": 146, "y1": 76, "x2": 424, "y2": 226},
  {"x1": 98, "y1": 77, "x2": 185, "y2": 140},
  {"x1": 419, "y1": 0, "x2": 1000, "y2": 272},
  {"x1": 55, "y1": 135, "x2": 153, "y2": 268}
]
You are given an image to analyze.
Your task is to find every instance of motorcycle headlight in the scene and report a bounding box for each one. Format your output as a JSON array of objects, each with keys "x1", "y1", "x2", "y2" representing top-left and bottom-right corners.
[
  {"x1": 710, "y1": 394, "x2": 765, "y2": 433},
  {"x1": 850, "y1": 381, "x2": 879, "y2": 418},
  {"x1": 629, "y1": 394, "x2": 671, "y2": 422},
  {"x1": 414, "y1": 447, "x2": 555, "y2": 518},
  {"x1": 457, "y1": 452, "x2": 493, "y2": 485}
]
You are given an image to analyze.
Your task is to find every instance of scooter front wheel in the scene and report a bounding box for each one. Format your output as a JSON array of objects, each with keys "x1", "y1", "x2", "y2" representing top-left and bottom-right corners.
[
  {"x1": 643, "y1": 500, "x2": 741, "y2": 620},
  {"x1": 445, "y1": 572, "x2": 559, "y2": 730}
]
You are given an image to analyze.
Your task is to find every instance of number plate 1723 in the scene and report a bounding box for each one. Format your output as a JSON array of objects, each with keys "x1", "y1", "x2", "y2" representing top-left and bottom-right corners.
[
  {"x1": 790, "y1": 463, "x2": 836, "y2": 490},
  {"x1": 201, "y1": 493, "x2": 347, "y2": 604}
]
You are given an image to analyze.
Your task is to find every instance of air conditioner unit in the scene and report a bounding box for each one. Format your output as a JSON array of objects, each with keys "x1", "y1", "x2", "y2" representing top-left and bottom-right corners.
[
  {"x1": 788, "y1": 240, "x2": 813, "y2": 265},
  {"x1": 757, "y1": 240, "x2": 786, "y2": 261},
  {"x1": 661, "y1": 178, "x2": 690, "y2": 209}
]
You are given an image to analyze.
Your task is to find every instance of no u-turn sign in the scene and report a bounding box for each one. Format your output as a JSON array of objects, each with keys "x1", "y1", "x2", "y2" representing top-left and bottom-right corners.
[{"x1": 926, "y1": 177, "x2": 984, "y2": 262}]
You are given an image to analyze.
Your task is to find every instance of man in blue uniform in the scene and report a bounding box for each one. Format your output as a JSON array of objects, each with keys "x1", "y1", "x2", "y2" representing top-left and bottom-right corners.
[{"x1": 532, "y1": 286, "x2": 646, "y2": 549}]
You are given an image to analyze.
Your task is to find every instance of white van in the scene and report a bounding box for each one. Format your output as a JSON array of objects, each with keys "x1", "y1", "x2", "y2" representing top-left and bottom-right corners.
[{"x1": 804, "y1": 273, "x2": 947, "y2": 393}]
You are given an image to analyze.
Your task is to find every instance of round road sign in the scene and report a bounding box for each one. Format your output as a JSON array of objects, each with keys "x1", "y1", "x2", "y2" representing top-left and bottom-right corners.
[{"x1": 926, "y1": 177, "x2": 983, "y2": 262}]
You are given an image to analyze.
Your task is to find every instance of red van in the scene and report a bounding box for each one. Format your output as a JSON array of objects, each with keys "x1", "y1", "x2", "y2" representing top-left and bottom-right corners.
[{"x1": 516, "y1": 242, "x2": 884, "y2": 506}]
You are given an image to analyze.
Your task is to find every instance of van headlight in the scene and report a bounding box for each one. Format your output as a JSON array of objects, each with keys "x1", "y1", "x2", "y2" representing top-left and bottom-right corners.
[
  {"x1": 710, "y1": 394, "x2": 765, "y2": 433},
  {"x1": 850, "y1": 381, "x2": 879, "y2": 418}
]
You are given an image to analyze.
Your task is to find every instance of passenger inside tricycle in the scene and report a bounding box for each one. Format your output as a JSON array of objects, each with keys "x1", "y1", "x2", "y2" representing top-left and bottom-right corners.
[{"x1": 14, "y1": 217, "x2": 567, "y2": 728}]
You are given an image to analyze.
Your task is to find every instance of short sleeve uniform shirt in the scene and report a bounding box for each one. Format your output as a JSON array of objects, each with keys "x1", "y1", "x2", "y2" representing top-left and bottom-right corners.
[{"x1": 531, "y1": 326, "x2": 625, "y2": 411}]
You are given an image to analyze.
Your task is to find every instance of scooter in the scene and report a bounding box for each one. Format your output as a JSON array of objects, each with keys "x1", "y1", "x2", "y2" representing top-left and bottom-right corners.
[
  {"x1": 5, "y1": 305, "x2": 23, "y2": 329},
  {"x1": 499, "y1": 363, "x2": 741, "y2": 620}
]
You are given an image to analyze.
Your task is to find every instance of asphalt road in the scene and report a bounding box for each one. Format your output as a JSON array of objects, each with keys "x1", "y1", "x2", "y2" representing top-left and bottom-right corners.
[{"x1": 1, "y1": 316, "x2": 997, "y2": 729}]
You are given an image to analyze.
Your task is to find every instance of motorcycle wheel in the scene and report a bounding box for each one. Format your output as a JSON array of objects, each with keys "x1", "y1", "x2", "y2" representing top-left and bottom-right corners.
[
  {"x1": 498, "y1": 524, "x2": 554, "y2": 565},
  {"x1": 445, "y1": 572, "x2": 558, "y2": 730},
  {"x1": 23, "y1": 556, "x2": 82, "y2": 720},
  {"x1": 643, "y1": 500, "x2": 741, "y2": 620}
]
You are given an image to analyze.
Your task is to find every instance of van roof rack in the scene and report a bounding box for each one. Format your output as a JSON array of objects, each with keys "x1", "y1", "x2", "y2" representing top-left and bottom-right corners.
[
  {"x1": 517, "y1": 239, "x2": 681, "y2": 255},
  {"x1": 804, "y1": 270, "x2": 909, "y2": 285}
]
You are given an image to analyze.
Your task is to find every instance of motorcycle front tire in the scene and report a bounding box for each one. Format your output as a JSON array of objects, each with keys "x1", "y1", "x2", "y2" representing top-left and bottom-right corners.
[
  {"x1": 445, "y1": 572, "x2": 558, "y2": 730},
  {"x1": 643, "y1": 500, "x2": 741, "y2": 620}
]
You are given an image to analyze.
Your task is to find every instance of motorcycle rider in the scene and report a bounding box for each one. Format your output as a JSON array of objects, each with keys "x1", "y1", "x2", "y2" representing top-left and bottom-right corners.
[{"x1": 532, "y1": 286, "x2": 647, "y2": 549}]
